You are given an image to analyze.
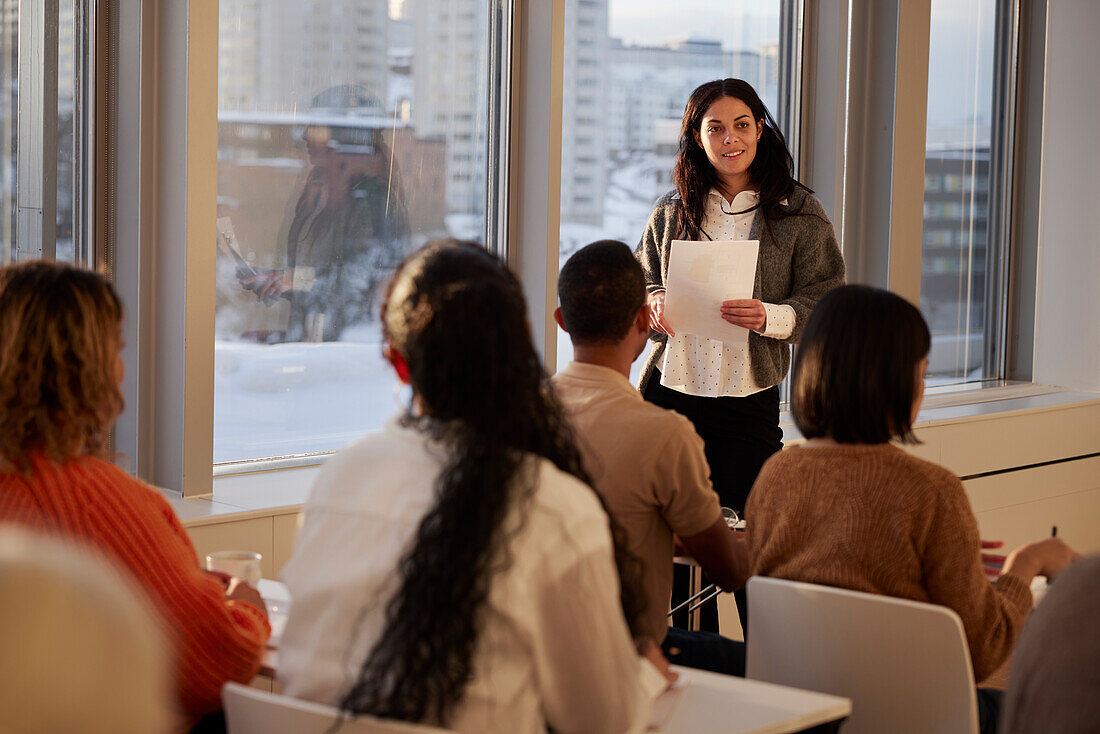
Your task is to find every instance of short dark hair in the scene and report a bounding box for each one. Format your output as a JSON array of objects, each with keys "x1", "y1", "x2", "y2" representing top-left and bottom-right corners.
[
  {"x1": 557, "y1": 240, "x2": 646, "y2": 345},
  {"x1": 792, "y1": 284, "x2": 931, "y2": 444}
]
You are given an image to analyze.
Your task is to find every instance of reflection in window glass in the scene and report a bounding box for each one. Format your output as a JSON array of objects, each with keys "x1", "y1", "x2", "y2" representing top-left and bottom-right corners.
[
  {"x1": 921, "y1": 0, "x2": 994, "y2": 383},
  {"x1": 556, "y1": 0, "x2": 783, "y2": 376},
  {"x1": 215, "y1": 0, "x2": 492, "y2": 463}
]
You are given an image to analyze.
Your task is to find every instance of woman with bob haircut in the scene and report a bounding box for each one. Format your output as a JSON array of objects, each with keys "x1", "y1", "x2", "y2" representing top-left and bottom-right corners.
[
  {"x1": 746, "y1": 284, "x2": 1079, "y2": 734},
  {"x1": 279, "y1": 240, "x2": 672, "y2": 734},
  {"x1": 0, "y1": 261, "x2": 270, "y2": 731}
]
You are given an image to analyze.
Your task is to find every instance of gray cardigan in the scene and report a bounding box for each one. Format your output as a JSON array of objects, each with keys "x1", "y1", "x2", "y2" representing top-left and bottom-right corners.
[{"x1": 635, "y1": 186, "x2": 845, "y2": 393}]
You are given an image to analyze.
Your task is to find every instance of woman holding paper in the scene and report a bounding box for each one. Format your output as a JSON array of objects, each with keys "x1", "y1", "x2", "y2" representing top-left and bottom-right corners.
[{"x1": 636, "y1": 78, "x2": 845, "y2": 516}]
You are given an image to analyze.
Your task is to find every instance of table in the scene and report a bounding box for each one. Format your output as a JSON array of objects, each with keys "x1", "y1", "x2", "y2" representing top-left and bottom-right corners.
[
  {"x1": 256, "y1": 581, "x2": 851, "y2": 733},
  {"x1": 664, "y1": 666, "x2": 850, "y2": 734}
]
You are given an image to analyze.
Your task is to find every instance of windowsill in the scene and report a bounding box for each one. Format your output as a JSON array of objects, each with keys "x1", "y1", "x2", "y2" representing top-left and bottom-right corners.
[
  {"x1": 780, "y1": 383, "x2": 1099, "y2": 444},
  {"x1": 166, "y1": 384, "x2": 1100, "y2": 526}
]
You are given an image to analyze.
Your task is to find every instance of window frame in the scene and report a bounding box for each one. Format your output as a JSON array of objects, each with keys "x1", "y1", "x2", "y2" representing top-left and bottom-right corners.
[
  {"x1": 107, "y1": 0, "x2": 1046, "y2": 499},
  {"x1": 6, "y1": 0, "x2": 103, "y2": 267}
]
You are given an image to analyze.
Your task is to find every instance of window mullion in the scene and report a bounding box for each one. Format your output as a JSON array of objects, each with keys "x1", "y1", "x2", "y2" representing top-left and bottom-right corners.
[
  {"x1": 984, "y1": 0, "x2": 1021, "y2": 381},
  {"x1": 15, "y1": 0, "x2": 60, "y2": 260},
  {"x1": 486, "y1": 0, "x2": 514, "y2": 259}
]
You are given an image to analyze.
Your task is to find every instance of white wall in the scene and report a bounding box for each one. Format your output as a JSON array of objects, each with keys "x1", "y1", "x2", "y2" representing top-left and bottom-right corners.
[{"x1": 1032, "y1": 0, "x2": 1100, "y2": 391}]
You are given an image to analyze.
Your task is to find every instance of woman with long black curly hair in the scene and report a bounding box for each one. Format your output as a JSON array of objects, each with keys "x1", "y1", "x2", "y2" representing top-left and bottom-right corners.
[{"x1": 279, "y1": 240, "x2": 672, "y2": 733}]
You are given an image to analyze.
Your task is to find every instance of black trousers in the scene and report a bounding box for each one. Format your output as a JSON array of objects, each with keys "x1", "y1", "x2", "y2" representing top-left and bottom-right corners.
[
  {"x1": 662, "y1": 626, "x2": 745, "y2": 677},
  {"x1": 645, "y1": 371, "x2": 783, "y2": 634},
  {"x1": 642, "y1": 373, "x2": 783, "y2": 513}
]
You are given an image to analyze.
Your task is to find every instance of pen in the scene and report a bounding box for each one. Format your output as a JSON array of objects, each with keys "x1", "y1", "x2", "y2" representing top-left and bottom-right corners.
[{"x1": 1051, "y1": 525, "x2": 1058, "y2": 537}]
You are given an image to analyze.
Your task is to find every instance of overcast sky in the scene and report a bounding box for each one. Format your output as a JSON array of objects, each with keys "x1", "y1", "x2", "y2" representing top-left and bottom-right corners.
[
  {"x1": 608, "y1": 0, "x2": 781, "y2": 49},
  {"x1": 607, "y1": 0, "x2": 994, "y2": 144}
]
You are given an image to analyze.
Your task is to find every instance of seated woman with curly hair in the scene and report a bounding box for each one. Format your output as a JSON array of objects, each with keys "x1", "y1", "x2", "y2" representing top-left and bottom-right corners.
[{"x1": 0, "y1": 261, "x2": 270, "y2": 731}]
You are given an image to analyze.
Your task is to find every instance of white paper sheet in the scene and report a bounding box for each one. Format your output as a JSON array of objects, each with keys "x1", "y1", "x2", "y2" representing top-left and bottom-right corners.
[{"x1": 663, "y1": 239, "x2": 759, "y2": 345}]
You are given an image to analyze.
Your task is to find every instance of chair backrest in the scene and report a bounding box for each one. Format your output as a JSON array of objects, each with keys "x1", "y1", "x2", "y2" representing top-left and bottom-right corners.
[
  {"x1": 222, "y1": 682, "x2": 456, "y2": 734},
  {"x1": 746, "y1": 576, "x2": 979, "y2": 734}
]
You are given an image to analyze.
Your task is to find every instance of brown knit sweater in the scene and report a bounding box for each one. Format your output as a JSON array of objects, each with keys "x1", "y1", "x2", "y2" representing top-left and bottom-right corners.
[{"x1": 746, "y1": 443, "x2": 1032, "y2": 682}]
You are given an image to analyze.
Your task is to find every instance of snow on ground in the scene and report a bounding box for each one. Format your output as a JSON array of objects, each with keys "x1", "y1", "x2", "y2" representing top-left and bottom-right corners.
[
  {"x1": 556, "y1": 151, "x2": 663, "y2": 374},
  {"x1": 214, "y1": 335, "x2": 399, "y2": 463}
]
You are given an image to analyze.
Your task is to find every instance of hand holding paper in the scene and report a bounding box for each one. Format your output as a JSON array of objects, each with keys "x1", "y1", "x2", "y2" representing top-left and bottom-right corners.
[
  {"x1": 662, "y1": 239, "x2": 760, "y2": 345},
  {"x1": 647, "y1": 290, "x2": 674, "y2": 336},
  {"x1": 720, "y1": 298, "x2": 767, "y2": 331}
]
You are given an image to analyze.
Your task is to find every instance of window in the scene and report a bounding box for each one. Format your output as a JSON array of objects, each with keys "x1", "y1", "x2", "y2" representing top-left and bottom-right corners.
[
  {"x1": 103, "y1": 0, "x2": 1080, "y2": 499},
  {"x1": 2, "y1": 3, "x2": 16, "y2": 254},
  {"x1": 921, "y1": 0, "x2": 998, "y2": 384},
  {"x1": 214, "y1": 0, "x2": 499, "y2": 466},
  {"x1": 555, "y1": 0, "x2": 788, "y2": 376},
  {"x1": 2, "y1": 0, "x2": 92, "y2": 266}
]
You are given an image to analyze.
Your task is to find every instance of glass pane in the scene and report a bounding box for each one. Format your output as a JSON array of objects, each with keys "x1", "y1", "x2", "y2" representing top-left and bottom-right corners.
[
  {"x1": 2, "y1": 2, "x2": 17, "y2": 262},
  {"x1": 56, "y1": 0, "x2": 76, "y2": 262},
  {"x1": 556, "y1": 0, "x2": 784, "y2": 376},
  {"x1": 921, "y1": 0, "x2": 995, "y2": 384},
  {"x1": 215, "y1": 0, "x2": 493, "y2": 463},
  {"x1": 0, "y1": 1, "x2": 82, "y2": 265}
]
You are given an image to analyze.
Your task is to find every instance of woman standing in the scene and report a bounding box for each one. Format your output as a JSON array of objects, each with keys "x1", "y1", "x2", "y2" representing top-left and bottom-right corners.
[{"x1": 638, "y1": 78, "x2": 845, "y2": 516}]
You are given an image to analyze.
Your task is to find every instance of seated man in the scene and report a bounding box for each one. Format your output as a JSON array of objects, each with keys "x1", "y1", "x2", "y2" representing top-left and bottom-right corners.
[{"x1": 552, "y1": 239, "x2": 750, "y2": 675}]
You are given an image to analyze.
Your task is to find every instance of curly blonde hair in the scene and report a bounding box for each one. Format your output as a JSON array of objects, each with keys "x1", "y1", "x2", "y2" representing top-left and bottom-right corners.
[{"x1": 0, "y1": 261, "x2": 124, "y2": 472}]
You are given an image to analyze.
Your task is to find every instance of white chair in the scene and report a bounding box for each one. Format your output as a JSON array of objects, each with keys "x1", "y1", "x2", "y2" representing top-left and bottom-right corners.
[
  {"x1": 222, "y1": 682, "x2": 456, "y2": 734},
  {"x1": 745, "y1": 576, "x2": 979, "y2": 734}
]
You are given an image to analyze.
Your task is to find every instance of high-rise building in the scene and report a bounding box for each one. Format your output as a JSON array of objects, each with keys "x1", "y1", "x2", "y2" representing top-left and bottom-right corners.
[
  {"x1": 560, "y1": 0, "x2": 609, "y2": 225},
  {"x1": 606, "y1": 37, "x2": 727, "y2": 158},
  {"x1": 411, "y1": 0, "x2": 484, "y2": 217},
  {"x1": 218, "y1": 0, "x2": 389, "y2": 113},
  {"x1": 605, "y1": 37, "x2": 776, "y2": 160},
  {"x1": 921, "y1": 145, "x2": 990, "y2": 375},
  {"x1": 408, "y1": 0, "x2": 609, "y2": 224},
  {"x1": 410, "y1": 0, "x2": 487, "y2": 216}
]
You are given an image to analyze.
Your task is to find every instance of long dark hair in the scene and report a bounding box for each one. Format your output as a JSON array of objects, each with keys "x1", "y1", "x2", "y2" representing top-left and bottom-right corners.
[
  {"x1": 673, "y1": 78, "x2": 807, "y2": 240},
  {"x1": 340, "y1": 240, "x2": 646, "y2": 725}
]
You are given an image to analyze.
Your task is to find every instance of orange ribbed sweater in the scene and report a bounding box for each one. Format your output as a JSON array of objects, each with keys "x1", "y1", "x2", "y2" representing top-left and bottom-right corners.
[
  {"x1": 0, "y1": 455, "x2": 270, "y2": 721},
  {"x1": 746, "y1": 443, "x2": 1032, "y2": 683}
]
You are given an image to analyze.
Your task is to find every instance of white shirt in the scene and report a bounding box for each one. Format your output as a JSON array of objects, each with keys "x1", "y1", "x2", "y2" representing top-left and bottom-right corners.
[
  {"x1": 279, "y1": 415, "x2": 665, "y2": 734},
  {"x1": 659, "y1": 189, "x2": 796, "y2": 397}
]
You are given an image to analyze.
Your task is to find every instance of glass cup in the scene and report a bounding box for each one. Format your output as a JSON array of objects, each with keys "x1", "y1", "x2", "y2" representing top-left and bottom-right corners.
[
  {"x1": 205, "y1": 550, "x2": 263, "y2": 587},
  {"x1": 721, "y1": 507, "x2": 741, "y2": 529}
]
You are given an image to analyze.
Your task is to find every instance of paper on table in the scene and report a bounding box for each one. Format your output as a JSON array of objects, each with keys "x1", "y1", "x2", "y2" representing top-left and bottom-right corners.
[
  {"x1": 663, "y1": 239, "x2": 759, "y2": 345},
  {"x1": 648, "y1": 678, "x2": 688, "y2": 731}
]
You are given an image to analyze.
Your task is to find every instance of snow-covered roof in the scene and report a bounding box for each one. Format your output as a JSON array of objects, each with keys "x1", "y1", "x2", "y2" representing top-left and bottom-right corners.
[{"x1": 218, "y1": 110, "x2": 409, "y2": 130}]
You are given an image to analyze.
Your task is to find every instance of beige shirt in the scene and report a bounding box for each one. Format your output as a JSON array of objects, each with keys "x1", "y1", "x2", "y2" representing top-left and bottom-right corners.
[{"x1": 552, "y1": 362, "x2": 722, "y2": 643}]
